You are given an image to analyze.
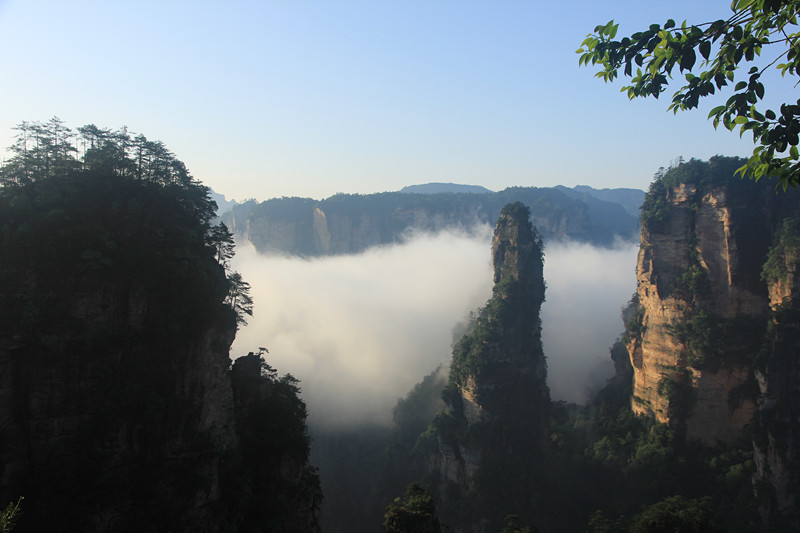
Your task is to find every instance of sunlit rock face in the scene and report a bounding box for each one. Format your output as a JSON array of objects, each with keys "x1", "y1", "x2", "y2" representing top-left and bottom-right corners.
[
  {"x1": 631, "y1": 185, "x2": 763, "y2": 443},
  {"x1": 626, "y1": 157, "x2": 800, "y2": 448}
]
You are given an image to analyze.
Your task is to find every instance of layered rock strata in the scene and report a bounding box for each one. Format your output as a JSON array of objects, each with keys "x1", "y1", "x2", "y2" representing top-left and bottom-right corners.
[{"x1": 627, "y1": 157, "x2": 799, "y2": 447}]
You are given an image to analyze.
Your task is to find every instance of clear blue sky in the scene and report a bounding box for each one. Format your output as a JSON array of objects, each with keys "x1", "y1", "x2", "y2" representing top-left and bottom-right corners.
[{"x1": 0, "y1": 1, "x2": 793, "y2": 201}]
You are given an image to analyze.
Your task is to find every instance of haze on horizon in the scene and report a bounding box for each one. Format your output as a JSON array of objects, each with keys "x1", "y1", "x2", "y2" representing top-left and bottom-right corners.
[{"x1": 1, "y1": 1, "x2": 790, "y2": 202}]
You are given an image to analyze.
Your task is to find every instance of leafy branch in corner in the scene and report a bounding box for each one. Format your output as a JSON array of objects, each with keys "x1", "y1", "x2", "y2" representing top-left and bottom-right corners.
[{"x1": 578, "y1": 0, "x2": 800, "y2": 189}]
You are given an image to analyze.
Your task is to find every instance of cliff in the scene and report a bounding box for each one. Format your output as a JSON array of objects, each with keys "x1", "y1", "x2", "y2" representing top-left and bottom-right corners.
[
  {"x1": 753, "y1": 217, "x2": 800, "y2": 528},
  {"x1": 626, "y1": 158, "x2": 798, "y2": 443},
  {"x1": 627, "y1": 157, "x2": 798, "y2": 476},
  {"x1": 0, "y1": 170, "x2": 320, "y2": 532},
  {"x1": 429, "y1": 202, "x2": 548, "y2": 531},
  {"x1": 223, "y1": 186, "x2": 640, "y2": 257}
]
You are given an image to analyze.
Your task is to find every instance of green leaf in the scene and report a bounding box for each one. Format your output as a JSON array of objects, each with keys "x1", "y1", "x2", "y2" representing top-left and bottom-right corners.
[
  {"x1": 708, "y1": 105, "x2": 726, "y2": 118},
  {"x1": 679, "y1": 47, "x2": 696, "y2": 71},
  {"x1": 699, "y1": 41, "x2": 711, "y2": 60}
]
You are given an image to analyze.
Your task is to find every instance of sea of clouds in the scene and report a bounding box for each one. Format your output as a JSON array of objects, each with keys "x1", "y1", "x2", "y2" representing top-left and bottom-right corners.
[{"x1": 230, "y1": 229, "x2": 639, "y2": 428}]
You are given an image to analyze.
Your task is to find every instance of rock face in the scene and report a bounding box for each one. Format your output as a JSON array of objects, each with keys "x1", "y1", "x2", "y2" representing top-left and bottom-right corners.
[
  {"x1": 753, "y1": 217, "x2": 800, "y2": 529},
  {"x1": 0, "y1": 173, "x2": 320, "y2": 532},
  {"x1": 625, "y1": 156, "x2": 800, "y2": 526},
  {"x1": 0, "y1": 284, "x2": 239, "y2": 532},
  {"x1": 627, "y1": 158, "x2": 797, "y2": 444},
  {"x1": 432, "y1": 202, "x2": 548, "y2": 530}
]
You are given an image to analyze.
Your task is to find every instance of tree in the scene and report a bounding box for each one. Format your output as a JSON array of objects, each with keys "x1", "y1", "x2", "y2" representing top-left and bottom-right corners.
[
  {"x1": 225, "y1": 271, "x2": 254, "y2": 326},
  {"x1": 628, "y1": 495, "x2": 723, "y2": 533},
  {"x1": 578, "y1": 0, "x2": 800, "y2": 189},
  {"x1": 383, "y1": 483, "x2": 442, "y2": 533},
  {"x1": 0, "y1": 498, "x2": 22, "y2": 533}
]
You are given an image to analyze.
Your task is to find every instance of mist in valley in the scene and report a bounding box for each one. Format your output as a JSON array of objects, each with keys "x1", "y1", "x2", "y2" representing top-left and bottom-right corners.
[
  {"x1": 230, "y1": 228, "x2": 639, "y2": 429},
  {"x1": 541, "y1": 239, "x2": 639, "y2": 403}
]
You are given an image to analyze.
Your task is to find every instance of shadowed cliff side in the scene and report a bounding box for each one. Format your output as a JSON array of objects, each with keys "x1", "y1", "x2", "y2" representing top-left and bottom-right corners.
[
  {"x1": 422, "y1": 202, "x2": 548, "y2": 532},
  {"x1": 0, "y1": 121, "x2": 320, "y2": 532},
  {"x1": 754, "y1": 217, "x2": 800, "y2": 529}
]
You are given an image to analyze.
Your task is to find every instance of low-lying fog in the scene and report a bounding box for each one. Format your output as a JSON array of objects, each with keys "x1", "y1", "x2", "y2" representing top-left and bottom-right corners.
[{"x1": 231, "y1": 229, "x2": 638, "y2": 429}]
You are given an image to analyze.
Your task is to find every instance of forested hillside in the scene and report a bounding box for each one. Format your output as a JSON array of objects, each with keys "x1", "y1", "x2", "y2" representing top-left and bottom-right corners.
[{"x1": 0, "y1": 119, "x2": 320, "y2": 532}]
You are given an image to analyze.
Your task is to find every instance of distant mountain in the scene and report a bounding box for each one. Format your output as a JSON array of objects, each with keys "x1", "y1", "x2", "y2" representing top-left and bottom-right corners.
[
  {"x1": 209, "y1": 189, "x2": 237, "y2": 216},
  {"x1": 223, "y1": 185, "x2": 641, "y2": 257},
  {"x1": 399, "y1": 182, "x2": 493, "y2": 194},
  {"x1": 569, "y1": 185, "x2": 645, "y2": 217},
  {"x1": 554, "y1": 186, "x2": 644, "y2": 242}
]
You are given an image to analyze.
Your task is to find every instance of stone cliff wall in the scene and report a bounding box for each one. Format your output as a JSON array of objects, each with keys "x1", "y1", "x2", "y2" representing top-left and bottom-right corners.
[
  {"x1": 628, "y1": 157, "x2": 799, "y2": 448},
  {"x1": 631, "y1": 185, "x2": 763, "y2": 443},
  {"x1": 753, "y1": 217, "x2": 800, "y2": 529},
  {"x1": 0, "y1": 174, "x2": 321, "y2": 532},
  {"x1": 0, "y1": 280, "x2": 239, "y2": 532}
]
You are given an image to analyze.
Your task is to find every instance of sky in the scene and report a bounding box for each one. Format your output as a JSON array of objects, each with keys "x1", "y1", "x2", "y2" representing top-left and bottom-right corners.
[{"x1": 1, "y1": 0, "x2": 795, "y2": 201}]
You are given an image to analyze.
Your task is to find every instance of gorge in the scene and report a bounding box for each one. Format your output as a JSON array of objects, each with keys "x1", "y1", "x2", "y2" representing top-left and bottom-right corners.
[{"x1": 3, "y1": 133, "x2": 800, "y2": 532}]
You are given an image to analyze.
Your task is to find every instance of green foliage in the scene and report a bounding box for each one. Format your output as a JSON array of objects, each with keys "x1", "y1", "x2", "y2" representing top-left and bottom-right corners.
[
  {"x1": 449, "y1": 271, "x2": 544, "y2": 391},
  {"x1": 762, "y1": 216, "x2": 800, "y2": 287},
  {"x1": 657, "y1": 373, "x2": 692, "y2": 420},
  {"x1": 0, "y1": 119, "x2": 252, "y2": 330},
  {"x1": 544, "y1": 364, "x2": 758, "y2": 532},
  {"x1": 500, "y1": 514, "x2": 539, "y2": 533},
  {"x1": 671, "y1": 264, "x2": 712, "y2": 299},
  {"x1": 383, "y1": 483, "x2": 441, "y2": 533},
  {"x1": 230, "y1": 352, "x2": 322, "y2": 532},
  {"x1": 640, "y1": 156, "x2": 760, "y2": 231},
  {"x1": 0, "y1": 498, "x2": 22, "y2": 533},
  {"x1": 392, "y1": 367, "x2": 447, "y2": 450},
  {"x1": 499, "y1": 200, "x2": 531, "y2": 220},
  {"x1": 622, "y1": 302, "x2": 645, "y2": 344},
  {"x1": 628, "y1": 495, "x2": 722, "y2": 533},
  {"x1": 668, "y1": 311, "x2": 765, "y2": 369},
  {"x1": 579, "y1": 2, "x2": 800, "y2": 189}
]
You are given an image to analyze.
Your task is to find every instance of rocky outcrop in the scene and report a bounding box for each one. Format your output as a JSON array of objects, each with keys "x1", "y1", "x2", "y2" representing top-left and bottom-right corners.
[
  {"x1": 0, "y1": 281, "x2": 239, "y2": 532},
  {"x1": 431, "y1": 202, "x2": 548, "y2": 531},
  {"x1": 627, "y1": 155, "x2": 800, "y2": 441},
  {"x1": 0, "y1": 173, "x2": 320, "y2": 532}
]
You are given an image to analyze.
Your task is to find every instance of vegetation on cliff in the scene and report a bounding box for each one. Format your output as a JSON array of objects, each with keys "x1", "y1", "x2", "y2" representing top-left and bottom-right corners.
[
  {"x1": 383, "y1": 483, "x2": 442, "y2": 533},
  {"x1": 229, "y1": 351, "x2": 322, "y2": 532},
  {"x1": 637, "y1": 157, "x2": 784, "y2": 370},
  {"x1": 0, "y1": 119, "x2": 319, "y2": 532},
  {"x1": 0, "y1": 118, "x2": 251, "y2": 336},
  {"x1": 762, "y1": 216, "x2": 800, "y2": 289}
]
